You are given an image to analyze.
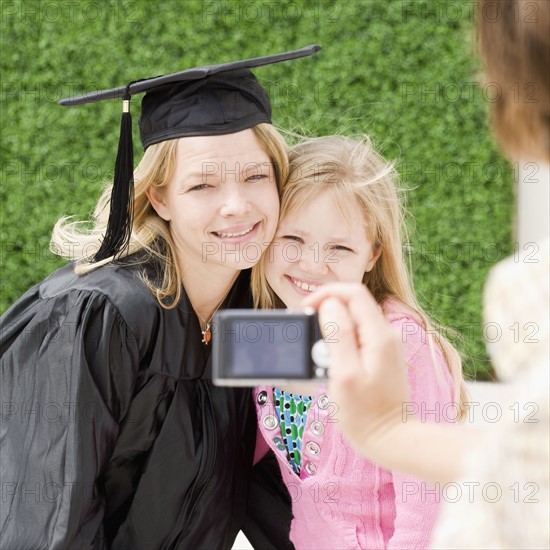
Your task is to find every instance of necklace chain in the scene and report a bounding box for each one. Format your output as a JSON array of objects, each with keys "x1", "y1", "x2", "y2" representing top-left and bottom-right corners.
[{"x1": 196, "y1": 290, "x2": 231, "y2": 345}]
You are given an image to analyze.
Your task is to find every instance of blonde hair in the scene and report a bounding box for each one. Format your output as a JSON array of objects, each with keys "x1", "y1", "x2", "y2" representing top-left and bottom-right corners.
[
  {"x1": 51, "y1": 123, "x2": 289, "y2": 308},
  {"x1": 252, "y1": 135, "x2": 468, "y2": 418}
]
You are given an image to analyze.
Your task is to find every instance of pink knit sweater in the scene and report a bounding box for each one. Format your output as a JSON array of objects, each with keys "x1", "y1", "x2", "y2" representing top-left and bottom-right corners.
[{"x1": 254, "y1": 300, "x2": 457, "y2": 549}]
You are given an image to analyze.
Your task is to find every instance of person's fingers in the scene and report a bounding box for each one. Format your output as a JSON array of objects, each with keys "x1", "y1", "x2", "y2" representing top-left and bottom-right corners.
[
  {"x1": 305, "y1": 283, "x2": 406, "y2": 386},
  {"x1": 318, "y1": 297, "x2": 361, "y2": 381},
  {"x1": 305, "y1": 283, "x2": 397, "y2": 355},
  {"x1": 303, "y1": 282, "x2": 366, "y2": 309},
  {"x1": 339, "y1": 286, "x2": 399, "y2": 360}
]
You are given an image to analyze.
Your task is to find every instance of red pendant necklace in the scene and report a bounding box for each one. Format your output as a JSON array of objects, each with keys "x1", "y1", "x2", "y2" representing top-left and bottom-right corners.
[{"x1": 197, "y1": 291, "x2": 230, "y2": 345}]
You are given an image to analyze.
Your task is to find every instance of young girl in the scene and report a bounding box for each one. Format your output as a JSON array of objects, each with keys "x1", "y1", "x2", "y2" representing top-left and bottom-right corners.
[{"x1": 251, "y1": 135, "x2": 468, "y2": 549}]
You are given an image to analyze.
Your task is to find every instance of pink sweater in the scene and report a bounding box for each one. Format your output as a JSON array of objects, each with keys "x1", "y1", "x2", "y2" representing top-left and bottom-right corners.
[{"x1": 253, "y1": 300, "x2": 456, "y2": 549}]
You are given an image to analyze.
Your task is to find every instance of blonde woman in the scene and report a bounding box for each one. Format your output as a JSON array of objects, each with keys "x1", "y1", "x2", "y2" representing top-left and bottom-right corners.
[
  {"x1": 251, "y1": 135, "x2": 467, "y2": 549},
  {"x1": 0, "y1": 47, "x2": 324, "y2": 549}
]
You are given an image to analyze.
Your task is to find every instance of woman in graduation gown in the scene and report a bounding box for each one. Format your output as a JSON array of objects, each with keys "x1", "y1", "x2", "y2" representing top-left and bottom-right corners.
[{"x1": 0, "y1": 47, "x2": 320, "y2": 549}]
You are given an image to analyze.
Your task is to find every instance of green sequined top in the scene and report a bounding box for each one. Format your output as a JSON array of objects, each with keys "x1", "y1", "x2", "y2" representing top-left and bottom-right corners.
[{"x1": 273, "y1": 388, "x2": 313, "y2": 474}]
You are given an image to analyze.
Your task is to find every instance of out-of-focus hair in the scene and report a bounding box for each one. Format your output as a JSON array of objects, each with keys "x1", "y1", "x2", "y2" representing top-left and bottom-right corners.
[{"x1": 477, "y1": 0, "x2": 549, "y2": 161}]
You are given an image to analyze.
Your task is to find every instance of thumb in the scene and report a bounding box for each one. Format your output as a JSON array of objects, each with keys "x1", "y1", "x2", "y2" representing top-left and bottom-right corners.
[{"x1": 318, "y1": 297, "x2": 362, "y2": 381}]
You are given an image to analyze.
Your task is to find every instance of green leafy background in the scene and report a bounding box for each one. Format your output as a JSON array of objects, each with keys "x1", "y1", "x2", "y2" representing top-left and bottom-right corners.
[{"x1": 1, "y1": 0, "x2": 515, "y2": 379}]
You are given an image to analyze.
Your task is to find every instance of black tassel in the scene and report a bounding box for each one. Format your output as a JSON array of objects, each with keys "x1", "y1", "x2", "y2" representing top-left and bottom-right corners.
[{"x1": 94, "y1": 86, "x2": 134, "y2": 262}]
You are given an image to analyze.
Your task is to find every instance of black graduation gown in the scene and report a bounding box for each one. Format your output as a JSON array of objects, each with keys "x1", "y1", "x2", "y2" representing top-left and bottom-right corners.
[{"x1": 0, "y1": 259, "x2": 293, "y2": 549}]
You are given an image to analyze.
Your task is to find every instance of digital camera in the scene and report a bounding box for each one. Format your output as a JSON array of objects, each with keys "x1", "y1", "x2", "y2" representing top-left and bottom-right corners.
[{"x1": 212, "y1": 308, "x2": 331, "y2": 386}]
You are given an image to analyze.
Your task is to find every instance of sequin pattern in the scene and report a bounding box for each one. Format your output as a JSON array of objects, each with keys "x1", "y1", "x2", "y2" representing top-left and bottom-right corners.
[{"x1": 273, "y1": 388, "x2": 313, "y2": 475}]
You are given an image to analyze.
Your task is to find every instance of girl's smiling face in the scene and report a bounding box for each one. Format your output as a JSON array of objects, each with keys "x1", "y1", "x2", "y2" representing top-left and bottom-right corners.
[{"x1": 264, "y1": 189, "x2": 381, "y2": 308}]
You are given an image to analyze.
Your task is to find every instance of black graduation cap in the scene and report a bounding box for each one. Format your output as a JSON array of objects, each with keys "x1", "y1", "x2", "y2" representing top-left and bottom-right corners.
[{"x1": 59, "y1": 44, "x2": 321, "y2": 262}]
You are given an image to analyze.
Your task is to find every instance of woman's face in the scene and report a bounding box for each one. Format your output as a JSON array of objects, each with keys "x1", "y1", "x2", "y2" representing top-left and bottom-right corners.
[
  {"x1": 148, "y1": 128, "x2": 280, "y2": 275},
  {"x1": 265, "y1": 190, "x2": 381, "y2": 308}
]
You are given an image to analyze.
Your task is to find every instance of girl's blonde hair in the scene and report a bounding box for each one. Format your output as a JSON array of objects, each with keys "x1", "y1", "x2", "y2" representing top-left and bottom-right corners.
[
  {"x1": 51, "y1": 123, "x2": 289, "y2": 308},
  {"x1": 252, "y1": 135, "x2": 468, "y2": 418}
]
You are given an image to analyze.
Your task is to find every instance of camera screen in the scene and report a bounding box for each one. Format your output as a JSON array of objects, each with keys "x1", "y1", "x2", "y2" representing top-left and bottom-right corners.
[{"x1": 219, "y1": 318, "x2": 310, "y2": 378}]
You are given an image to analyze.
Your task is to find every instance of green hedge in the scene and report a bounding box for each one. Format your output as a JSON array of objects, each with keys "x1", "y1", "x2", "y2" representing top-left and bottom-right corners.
[{"x1": 1, "y1": 0, "x2": 514, "y2": 379}]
